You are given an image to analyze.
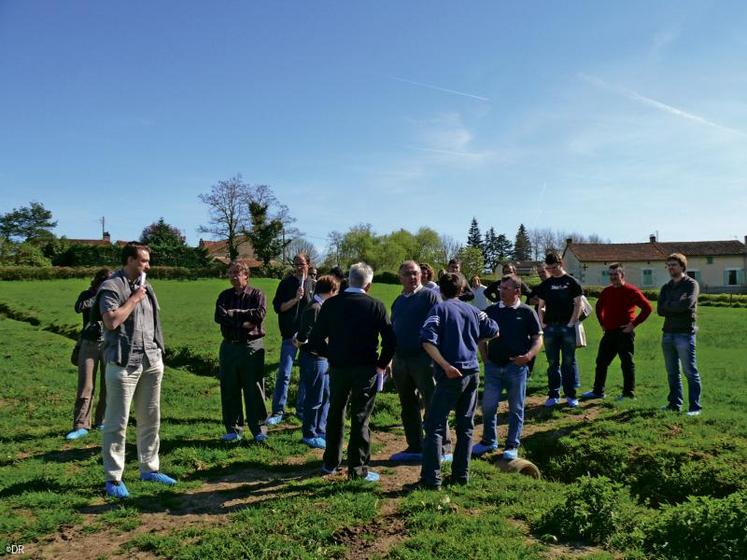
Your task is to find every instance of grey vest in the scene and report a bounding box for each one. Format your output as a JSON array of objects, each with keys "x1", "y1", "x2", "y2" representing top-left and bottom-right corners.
[{"x1": 93, "y1": 269, "x2": 165, "y2": 366}]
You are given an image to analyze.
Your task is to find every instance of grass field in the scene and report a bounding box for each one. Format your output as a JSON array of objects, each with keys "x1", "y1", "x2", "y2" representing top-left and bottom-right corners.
[{"x1": 1, "y1": 277, "x2": 746, "y2": 559}]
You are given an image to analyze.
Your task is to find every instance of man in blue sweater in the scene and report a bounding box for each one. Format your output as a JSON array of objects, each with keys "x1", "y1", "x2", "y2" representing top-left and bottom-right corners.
[
  {"x1": 389, "y1": 261, "x2": 447, "y2": 463},
  {"x1": 415, "y1": 273, "x2": 499, "y2": 489}
]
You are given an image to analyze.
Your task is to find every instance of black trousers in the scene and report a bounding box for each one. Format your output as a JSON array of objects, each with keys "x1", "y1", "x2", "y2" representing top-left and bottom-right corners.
[
  {"x1": 593, "y1": 330, "x2": 636, "y2": 397},
  {"x1": 392, "y1": 353, "x2": 451, "y2": 454},
  {"x1": 219, "y1": 340, "x2": 268, "y2": 437},
  {"x1": 323, "y1": 365, "x2": 378, "y2": 478}
]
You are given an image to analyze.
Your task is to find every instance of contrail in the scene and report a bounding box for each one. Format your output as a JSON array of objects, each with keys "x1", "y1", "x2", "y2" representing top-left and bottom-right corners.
[
  {"x1": 404, "y1": 145, "x2": 483, "y2": 157},
  {"x1": 390, "y1": 75, "x2": 490, "y2": 102},
  {"x1": 580, "y1": 73, "x2": 747, "y2": 137}
]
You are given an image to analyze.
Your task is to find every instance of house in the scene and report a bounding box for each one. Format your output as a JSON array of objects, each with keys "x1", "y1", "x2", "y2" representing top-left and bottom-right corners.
[
  {"x1": 563, "y1": 235, "x2": 747, "y2": 293},
  {"x1": 198, "y1": 235, "x2": 262, "y2": 268},
  {"x1": 66, "y1": 232, "x2": 128, "y2": 247}
]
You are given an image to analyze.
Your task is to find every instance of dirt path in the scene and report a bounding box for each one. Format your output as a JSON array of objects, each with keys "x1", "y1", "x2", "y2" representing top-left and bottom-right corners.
[{"x1": 28, "y1": 398, "x2": 604, "y2": 559}]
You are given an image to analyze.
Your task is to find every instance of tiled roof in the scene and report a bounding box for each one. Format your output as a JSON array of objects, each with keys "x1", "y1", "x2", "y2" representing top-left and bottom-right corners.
[
  {"x1": 567, "y1": 240, "x2": 745, "y2": 262},
  {"x1": 657, "y1": 240, "x2": 746, "y2": 257},
  {"x1": 67, "y1": 238, "x2": 129, "y2": 247}
]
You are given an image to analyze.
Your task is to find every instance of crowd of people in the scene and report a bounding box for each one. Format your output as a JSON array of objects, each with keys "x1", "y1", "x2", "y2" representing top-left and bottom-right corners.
[{"x1": 64, "y1": 243, "x2": 703, "y2": 497}]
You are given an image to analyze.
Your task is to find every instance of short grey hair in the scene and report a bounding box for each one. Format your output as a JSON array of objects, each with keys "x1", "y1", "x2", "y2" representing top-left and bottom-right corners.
[
  {"x1": 348, "y1": 262, "x2": 374, "y2": 288},
  {"x1": 398, "y1": 260, "x2": 420, "y2": 274}
]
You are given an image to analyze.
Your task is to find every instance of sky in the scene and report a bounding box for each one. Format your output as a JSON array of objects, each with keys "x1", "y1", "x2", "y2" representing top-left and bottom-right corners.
[{"x1": 1, "y1": 1, "x2": 746, "y2": 254}]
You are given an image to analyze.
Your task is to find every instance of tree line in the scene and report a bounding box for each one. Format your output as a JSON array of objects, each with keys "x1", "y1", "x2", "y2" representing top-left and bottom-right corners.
[{"x1": 1, "y1": 177, "x2": 606, "y2": 275}]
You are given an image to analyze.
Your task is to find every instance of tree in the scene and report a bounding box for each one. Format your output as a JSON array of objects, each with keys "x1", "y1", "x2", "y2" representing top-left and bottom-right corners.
[
  {"x1": 199, "y1": 175, "x2": 296, "y2": 262},
  {"x1": 513, "y1": 223, "x2": 532, "y2": 261},
  {"x1": 0, "y1": 201, "x2": 57, "y2": 243},
  {"x1": 456, "y1": 246, "x2": 484, "y2": 280},
  {"x1": 466, "y1": 217, "x2": 483, "y2": 251},
  {"x1": 483, "y1": 228, "x2": 499, "y2": 272},
  {"x1": 325, "y1": 231, "x2": 344, "y2": 267},
  {"x1": 413, "y1": 227, "x2": 443, "y2": 265},
  {"x1": 438, "y1": 235, "x2": 463, "y2": 267},
  {"x1": 140, "y1": 218, "x2": 186, "y2": 247},
  {"x1": 284, "y1": 237, "x2": 320, "y2": 265},
  {"x1": 495, "y1": 234, "x2": 513, "y2": 263},
  {"x1": 246, "y1": 201, "x2": 284, "y2": 268},
  {"x1": 198, "y1": 175, "x2": 249, "y2": 261}
]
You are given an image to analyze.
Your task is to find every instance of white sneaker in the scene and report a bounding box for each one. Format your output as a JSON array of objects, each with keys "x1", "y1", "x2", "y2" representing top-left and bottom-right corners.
[
  {"x1": 686, "y1": 410, "x2": 701, "y2": 417},
  {"x1": 544, "y1": 397, "x2": 561, "y2": 408}
]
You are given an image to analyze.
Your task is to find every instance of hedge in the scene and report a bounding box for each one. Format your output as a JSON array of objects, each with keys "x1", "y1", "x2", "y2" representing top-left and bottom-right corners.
[{"x1": 0, "y1": 265, "x2": 227, "y2": 281}]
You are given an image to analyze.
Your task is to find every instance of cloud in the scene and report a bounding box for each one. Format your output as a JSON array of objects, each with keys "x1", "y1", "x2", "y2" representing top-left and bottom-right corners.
[
  {"x1": 405, "y1": 112, "x2": 497, "y2": 164},
  {"x1": 580, "y1": 73, "x2": 747, "y2": 137},
  {"x1": 389, "y1": 75, "x2": 490, "y2": 102},
  {"x1": 649, "y1": 26, "x2": 680, "y2": 60}
]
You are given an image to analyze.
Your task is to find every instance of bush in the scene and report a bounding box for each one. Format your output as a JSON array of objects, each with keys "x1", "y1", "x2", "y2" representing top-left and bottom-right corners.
[
  {"x1": 373, "y1": 271, "x2": 399, "y2": 284},
  {"x1": 643, "y1": 490, "x2": 747, "y2": 559},
  {"x1": 534, "y1": 476, "x2": 644, "y2": 548},
  {"x1": 0, "y1": 242, "x2": 52, "y2": 266},
  {"x1": 0, "y1": 265, "x2": 225, "y2": 281}
]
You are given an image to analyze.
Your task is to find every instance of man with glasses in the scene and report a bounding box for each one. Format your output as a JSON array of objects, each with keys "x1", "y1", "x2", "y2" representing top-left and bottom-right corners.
[
  {"x1": 268, "y1": 253, "x2": 315, "y2": 425},
  {"x1": 214, "y1": 262, "x2": 268, "y2": 442},
  {"x1": 581, "y1": 263, "x2": 652, "y2": 401},
  {"x1": 536, "y1": 252, "x2": 584, "y2": 408},
  {"x1": 658, "y1": 253, "x2": 702, "y2": 415}
]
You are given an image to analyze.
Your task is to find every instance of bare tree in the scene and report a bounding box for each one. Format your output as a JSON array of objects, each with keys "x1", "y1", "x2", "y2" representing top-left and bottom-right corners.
[
  {"x1": 198, "y1": 175, "x2": 249, "y2": 261},
  {"x1": 438, "y1": 234, "x2": 463, "y2": 266},
  {"x1": 285, "y1": 237, "x2": 320, "y2": 265}
]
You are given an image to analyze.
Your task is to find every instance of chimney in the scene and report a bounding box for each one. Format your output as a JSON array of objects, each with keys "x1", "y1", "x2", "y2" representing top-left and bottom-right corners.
[
  {"x1": 103, "y1": 231, "x2": 111, "y2": 242},
  {"x1": 649, "y1": 234, "x2": 657, "y2": 243}
]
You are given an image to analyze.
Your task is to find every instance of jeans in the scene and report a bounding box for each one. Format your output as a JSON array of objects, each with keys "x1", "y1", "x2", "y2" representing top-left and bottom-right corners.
[
  {"x1": 271, "y1": 337, "x2": 305, "y2": 415},
  {"x1": 102, "y1": 353, "x2": 163, "y2": 481},
  {"x1": 219, "y1": 341, "x2": 268, "y2": 437},
  {"x1": 480, "y1": 362, "x2": 528, "y2": 449},
  {"x1": 299, "y1": 351, "x2": 329, "y2": 439},
  {"x1": 544, "y1": 324, "x2": 579, "y2": 399},
  {"x1": 593, "y1": 330, "x2": 636, "y2": 397},
  {"x1": 421, "y1": 370, "x2": 479, "y2": 487},
  {"x1": 662, "y1": 333, "x2": 702, "y2": 412}
]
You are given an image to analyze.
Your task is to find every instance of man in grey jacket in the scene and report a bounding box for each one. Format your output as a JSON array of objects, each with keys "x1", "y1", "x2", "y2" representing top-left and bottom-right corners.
[
  {"x1": 658, "y1": 252, "x2": 702, "y2": 416},
  {"x1": 95, "y1": 242, "x2": 176, "y2": 498}
]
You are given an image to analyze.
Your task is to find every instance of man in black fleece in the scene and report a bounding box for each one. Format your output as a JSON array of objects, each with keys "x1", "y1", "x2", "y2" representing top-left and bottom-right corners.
[{"x1": 309, "y1": 262, "x2": 396, "y2": 482}]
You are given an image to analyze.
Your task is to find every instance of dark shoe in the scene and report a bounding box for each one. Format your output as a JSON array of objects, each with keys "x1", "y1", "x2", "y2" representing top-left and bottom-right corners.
[
  {"x1": 444, "y1": 475, "x2": 468, "y2": 487},
  {"x1": 403, "y1": 480, "x2": 440, "y2": 492},
  {"x1": 320, "y1": 464, "x2": 340, "y2": 476}
]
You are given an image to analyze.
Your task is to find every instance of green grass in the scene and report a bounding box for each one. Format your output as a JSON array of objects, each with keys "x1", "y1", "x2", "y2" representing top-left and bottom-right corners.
[{"x1": 1, "y1": 279, "x2": 747, "y2": 558}]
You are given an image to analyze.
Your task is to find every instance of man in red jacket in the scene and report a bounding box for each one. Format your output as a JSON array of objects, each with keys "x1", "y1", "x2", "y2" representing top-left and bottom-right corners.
[{"x1": 582, "y1": 263, "x2": 652, "y2": 400}]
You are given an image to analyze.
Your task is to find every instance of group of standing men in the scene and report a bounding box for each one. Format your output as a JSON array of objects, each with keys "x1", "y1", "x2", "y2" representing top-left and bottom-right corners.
[{"x1": 70, "y1": 241, "x2": 703, "y2": 499}]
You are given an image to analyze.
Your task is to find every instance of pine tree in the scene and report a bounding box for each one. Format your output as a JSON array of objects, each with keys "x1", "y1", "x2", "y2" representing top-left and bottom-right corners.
[
  {"x1": 467, "y1": 218, "x2": 483, "y2": 250},
  {"x1": 483, "y1": 228, "x2": 498, "y2": 272},
  {"x1": 513, "y1": 223, "x2": 532, "y2": 261},
  {"x1": 495, "y1": 234, "x2": 513, "y2": 262}
]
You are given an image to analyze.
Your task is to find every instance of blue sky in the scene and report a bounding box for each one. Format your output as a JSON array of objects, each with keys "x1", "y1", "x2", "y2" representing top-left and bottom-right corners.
[{"x1": 2, "y1": 1, "x2": 746, "y2": 252}]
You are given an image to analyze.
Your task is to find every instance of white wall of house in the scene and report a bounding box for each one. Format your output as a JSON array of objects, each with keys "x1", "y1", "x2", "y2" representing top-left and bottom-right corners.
[{"x1": 565, "y1": 252, "x2": 747, "y2": 292}]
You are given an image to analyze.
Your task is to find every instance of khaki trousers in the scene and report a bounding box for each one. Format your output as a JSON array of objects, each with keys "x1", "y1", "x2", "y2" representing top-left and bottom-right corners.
[{"x1": 102, "y1": 353, "x2": 163, "y2": 481}]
